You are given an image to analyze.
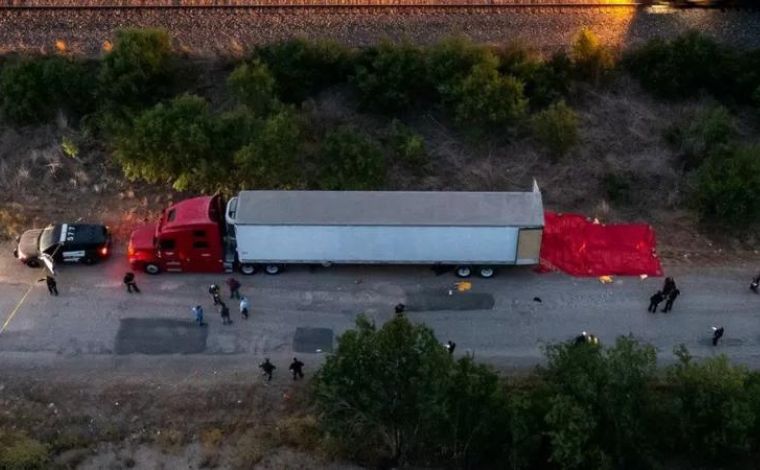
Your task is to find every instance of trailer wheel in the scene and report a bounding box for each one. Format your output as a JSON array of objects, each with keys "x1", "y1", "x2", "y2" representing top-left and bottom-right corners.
[
  {"x1": 265, "y1": 264, "x2": 282, "y2": 275},
  {"x1": 455, "y1": 266, "x2": 472, "y2": 278},
  {"x1": 144, "y1": 263, "x2": 161, "y2": 275},
  {"x1": 478, "y1": 267, "x2": 495, "y2": 278},
  {"x1": 240, "y1": 264, "x2": 256, "y2": 275}
]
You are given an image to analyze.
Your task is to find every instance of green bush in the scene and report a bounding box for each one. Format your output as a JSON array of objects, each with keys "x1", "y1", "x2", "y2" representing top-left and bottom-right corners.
[
  {"x1": 0, "y1": 56, "x2": 96, "y2": 125},
  {"x1": 666, "y1": 347, "x2": 756, "y2": 461},
  {"x1": 227, "y1": 59, "x2": 278, "y2": 115},
  {"x1": 233, "y1": 109, "x2": 302, "y2": 188},
  {"x1": 539, "y1": 336, "x2": 658, "y2": 469},
  {"x1": 98, "y1": 28, "x2": 175, "y2": 116},
  {"x1": 115, "y1": 94, "x2": 219, "y2": 191},
  {"x1": 0, "y1": 431, "x2": 49, "y2": 470},
  {"x1": 318, "y1": 126, "x2": 386, "y2": 190},
  {"x1": 571, "y1": 28, "x2": 614, "y2": 84},
  {"x1": 387, "y1": 119, "x2": 428, "y2": 171},
  {"x1": 530, "y1": 100, "x2": 579, "y2": 158},
  {"x1": 426, "y1": 36, "x2": 495, "y2": 100},
  {"x1": 353, "y1": 40, "x2": 429, "y2": 113},
  {"x1": 313, "y1": 315, "x2": 508, "y2": 467},
  {"x1": 448, "y1": 61, "x2": 528, "y2": 130},
  {"x1": 255, "y1": 38, "x2": 354, "y2": 104},
  {"x1": 602, "y1": 172, "x2": 635, "y2": 204},
  {"x1": 694, "y1": 145, "x2": 760, "y2": 228},
  {"x1": 624, "y1": 31, "x2": 744, "y2": 101},
  {"x1": 666, "y1": 105, "x2": 736, "y2": 170}
]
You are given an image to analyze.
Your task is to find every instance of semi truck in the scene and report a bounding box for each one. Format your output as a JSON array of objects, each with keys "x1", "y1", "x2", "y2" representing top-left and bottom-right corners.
[{"x1": 127, "y1": 187, "x2": 544, "y2": 278}]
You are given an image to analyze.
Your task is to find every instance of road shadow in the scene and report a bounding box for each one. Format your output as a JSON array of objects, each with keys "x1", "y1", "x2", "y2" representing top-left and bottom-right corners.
[{"x1": 115, "y1": 318, "x2": 207, "y2": 355}]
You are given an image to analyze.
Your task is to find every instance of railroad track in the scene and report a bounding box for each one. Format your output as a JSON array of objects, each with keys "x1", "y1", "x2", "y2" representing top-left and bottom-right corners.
[{"x1": 0, "y1": 1, "x2": 645, "y2": 10}]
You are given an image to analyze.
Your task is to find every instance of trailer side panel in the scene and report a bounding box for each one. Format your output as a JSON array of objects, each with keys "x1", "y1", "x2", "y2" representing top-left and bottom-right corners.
[{"x1": 235, "y1": 225, "x2": 520, "y2": 265}]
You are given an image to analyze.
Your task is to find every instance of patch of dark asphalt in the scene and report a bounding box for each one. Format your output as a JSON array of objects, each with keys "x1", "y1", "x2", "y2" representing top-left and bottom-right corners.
[
  {"x1": 115, "y1": 318, "x2": 207, "y2": 355},
  {"x1": 293, "y1": 327, "x2": 334, "y2": 354}
]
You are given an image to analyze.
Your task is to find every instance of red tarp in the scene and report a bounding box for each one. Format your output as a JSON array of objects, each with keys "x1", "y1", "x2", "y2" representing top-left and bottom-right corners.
[{"x1": 539, "y1": 212, "x2": 663, "y2": 277}]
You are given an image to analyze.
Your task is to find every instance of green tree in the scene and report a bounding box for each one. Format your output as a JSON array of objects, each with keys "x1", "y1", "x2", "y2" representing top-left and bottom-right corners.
[
  {"x1": 530, "y1": 100, "x2": 579, "y2": 158},
  {"x1": 0, "y1": 431, "x2": 49, "y2": 470},
  {"x1": 318, "y1": 127, "x2": 386, "y2": 190},
  {"x1": 227, "y1": 59, "x2": 278, "y2": 115},
  {"x1": 571, "y1": 28, "x2": 614, "y2": 84},
  {"x1": 353, "y1": 40, "x2": 429, "y2": 113},
  {"x1": 387, "y1": 119, "x2": 428, "y2": 171},
  {"x1": 666, "y1": 346, "x2": 756, "y2": 461},
  {"x1": 233, "y1": 109, "x2": 302, "y2": 188},
  {"x1": 115, "y1": 94, "x2": 220, "y2": 191},
  {"x1": 448, "y1": 61, "x2": 528, "y2": 129},
  {"x1": 666, "y1": 105, "x2": 736, "y2": 169},
  {"x1": 255, "y1": 38, "x2": 354, "y2": 104},
  {"x1": 426, "y1": 36, "x2": 494, "y2": 100},
  {"x1": 313, "y1": 315, "x2": 451, "y2": 465},
  {"x1": 695, "y1": 145, "x2": 760, "y2": 227},
  {"x1": 540, "y1": 336, "x2": 657, "y2": 469},
  {"x1": 0, "y1": 56, "x2": 96, "y2": 125},
  {"x1": 98, "y1": 28, "x2": 175, "y2": 117}
]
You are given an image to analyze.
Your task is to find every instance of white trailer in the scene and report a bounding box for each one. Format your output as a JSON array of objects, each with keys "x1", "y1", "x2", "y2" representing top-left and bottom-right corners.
[{"x1": 225, "y1": 186, "x2": 544, "y2": 278}]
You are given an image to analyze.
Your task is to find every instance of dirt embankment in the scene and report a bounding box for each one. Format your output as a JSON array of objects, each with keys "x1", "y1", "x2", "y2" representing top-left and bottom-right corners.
[{"x1": 0, "y1": 8, "x2": 758, "y2": 57}]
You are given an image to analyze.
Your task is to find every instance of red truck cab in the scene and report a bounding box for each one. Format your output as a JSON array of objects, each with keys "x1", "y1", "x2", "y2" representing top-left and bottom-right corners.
[{"x1": 128, "y1": 195, "x2": 226, "y2": 274}]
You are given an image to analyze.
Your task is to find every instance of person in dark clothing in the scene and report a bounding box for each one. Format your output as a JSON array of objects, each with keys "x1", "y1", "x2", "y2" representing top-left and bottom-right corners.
[
  {"x1": 226, "y1": 277, "x2": 241, "y2": 299},
  {"x1": 219, "y1": 302, "x2": 232, "y2": 325},
  {"x1": 662, "y1": 288, "x2": 680, "y2": 313},
  {"x1": 209, "y1": 284, "x2": 221, "y2": 305},
  {"x1": 712, "y1": 326, "x2": 725, "y2": 346},
  {"x1": 662, "y1": 277, "x2": 676, "y2": 297},
  {"x1": 260, "y1": 358, "x2": 276, "y2": 382},
  {"x1": 289, "y1": 357, "x2": 304, "y2": 380},
  {"x1": 648, "y1": 291, "x2": 665, "y2": 313},
  {"x1": 39, "y1": 275, "x2": 58, "y2": 296},
  {"x1": 445, "y1": 340, "x2": 456, "y2": 355},
  {"x1": 123, "y1": 272, "x2": 140, "y2": 293}
]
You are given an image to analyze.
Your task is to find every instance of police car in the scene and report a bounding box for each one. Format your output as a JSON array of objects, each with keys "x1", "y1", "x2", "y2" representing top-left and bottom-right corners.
[{"x1": 13, "y1": 223, "x2": 112, "y2": 267}]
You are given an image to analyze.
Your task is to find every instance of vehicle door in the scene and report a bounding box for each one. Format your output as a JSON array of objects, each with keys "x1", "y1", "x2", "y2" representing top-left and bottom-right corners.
[
  {"x1": 157, "y1": 238, "x2": 182, "y2": 272},
  {"x1": 187, "y1": 229, "x2": 222, "y2": 272}
]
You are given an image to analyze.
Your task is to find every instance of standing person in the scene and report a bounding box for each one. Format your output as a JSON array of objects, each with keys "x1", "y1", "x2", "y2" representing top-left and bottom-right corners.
[
  {"x1": 219, "y1": 302, "x2": 232, "y2": 325},
  {"x1": 662, "y1": 277, "x2": 676, "y2": 297},
  {"x1": 259, "y1": 358, "x2": 276, "y2": 382},
  {"x1": 445, "y1": 340, "x2": 456, "y2": 355},
  {"x1": 38, "y1": 275, "x2": 58, "y2": 296},
  {"x1": 123, "y1": 272, "x2": 140, "y2": 293},
  {"x1": 662, "y1": 288, "x2": 680, "y2": 313},
  {"x1": 192, "y1": 305, "x2": 206, "y2": 327},
  {"x1": 648, "y1": 291, "x2": 665, "y2": 313},
  {"x1": 289, "y1": 357, "x2": 304, "y2": 380},
  {"x1": 208, "y1": 284, "x2": 221, "y2": 305},
  {"x1": 226, "y1": 277, "x2": 241, "y2": 300},
  {"x1": 712, "y1": 326, "x2": 725, "y2": 346},
  {"x1": 239, "y1": 296, "x2": 250, "y2": 319}
]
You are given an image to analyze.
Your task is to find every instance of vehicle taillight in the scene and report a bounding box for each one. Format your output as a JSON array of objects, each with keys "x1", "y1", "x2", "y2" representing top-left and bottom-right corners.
[
  {"x1": 100, "y1": 246, "x2": 108, "y2": 257},
  {"x1": 127, "y1": 243, "x2": 134, "y2": 257}
]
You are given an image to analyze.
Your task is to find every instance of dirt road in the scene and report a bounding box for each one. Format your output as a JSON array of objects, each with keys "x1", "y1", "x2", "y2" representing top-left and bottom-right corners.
[{"x1": 1, "y1": 241, "x2": 759, "y2": 379}]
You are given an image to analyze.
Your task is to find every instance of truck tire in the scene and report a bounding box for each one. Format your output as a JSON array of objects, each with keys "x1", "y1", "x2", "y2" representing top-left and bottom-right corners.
[
  {"x1": 264, "y1": 264, "x2": 282, "y2": 275},
  {"x1": 144, "y1": 263, "x2": 161, "y2": 275},
  {"x1": 240, "y1": 264, "x2": 256, "y2": 275},
  {"x1": 478, "y1": 266, "x2": 495, "y2": 278},
  {"x1": 455, "y1": 266, "x2": 472, "y2": 278},
  {"x1": 25, "y1": 258, "x2": 40, "y2": 268}
]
